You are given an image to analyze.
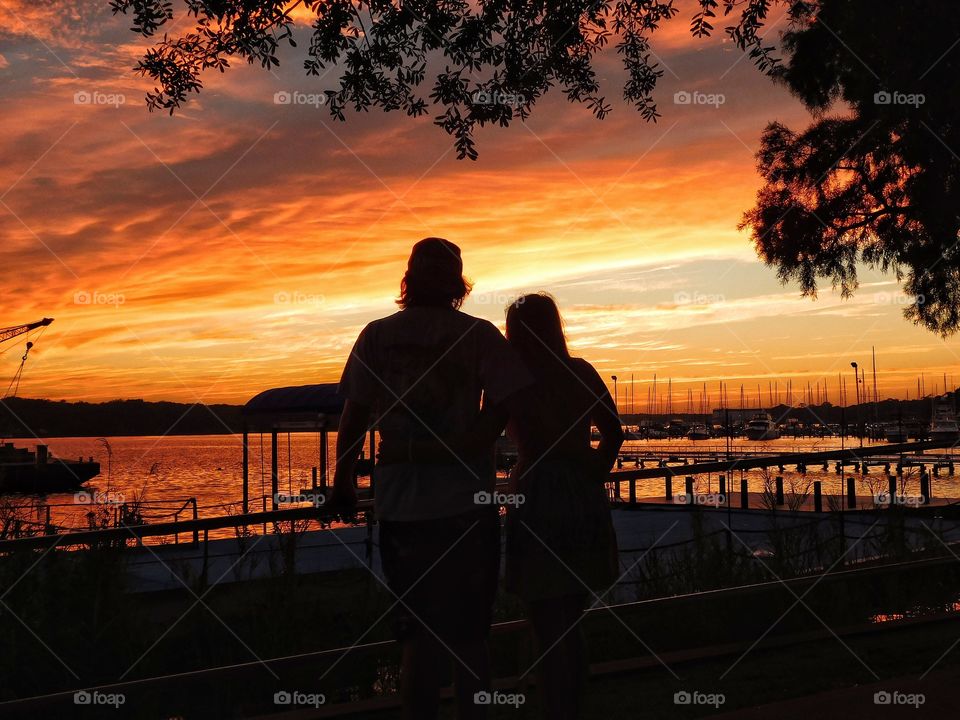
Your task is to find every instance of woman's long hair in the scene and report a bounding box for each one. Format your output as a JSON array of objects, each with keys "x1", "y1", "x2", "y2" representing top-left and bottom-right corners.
[{"x1": 505, "y1": 293, "x2": 570, "y2": 372}]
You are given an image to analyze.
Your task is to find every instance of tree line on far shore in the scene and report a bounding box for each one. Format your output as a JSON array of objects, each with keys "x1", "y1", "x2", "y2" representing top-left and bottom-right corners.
[{"x1": 0, "y1": 397, "x2": 243, "y2": 438}]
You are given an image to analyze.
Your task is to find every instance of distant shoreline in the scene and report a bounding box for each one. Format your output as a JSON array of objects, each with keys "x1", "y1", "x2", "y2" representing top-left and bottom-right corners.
[{"x1": 0, "y1": 397, "x2": 243, "y2": 439}]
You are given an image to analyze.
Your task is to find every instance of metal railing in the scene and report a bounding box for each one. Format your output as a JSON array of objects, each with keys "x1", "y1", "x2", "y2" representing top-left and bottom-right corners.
[{"x1": 0, "y1": 500, "x2": 375, "y2": 554}]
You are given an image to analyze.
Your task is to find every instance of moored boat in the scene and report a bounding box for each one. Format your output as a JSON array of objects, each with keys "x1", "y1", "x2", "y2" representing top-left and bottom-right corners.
[
  {"x1": 884, "y1": 425, "x2": 909, "y2": 443},
  {"x1": 0, "y1": 442, "x2": 99, "y2": 493},
  {"x1": 928, "y1": 396, "x2": 960, "y2": 443},
  {"x1": 744, "y1": 413, "x2": 781, "y2": 441}
]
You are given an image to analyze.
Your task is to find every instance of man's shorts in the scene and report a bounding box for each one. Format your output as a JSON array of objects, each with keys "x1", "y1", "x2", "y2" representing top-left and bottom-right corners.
[{"x1": 379, "y1": 506, "x2": 500, "y2": 645}]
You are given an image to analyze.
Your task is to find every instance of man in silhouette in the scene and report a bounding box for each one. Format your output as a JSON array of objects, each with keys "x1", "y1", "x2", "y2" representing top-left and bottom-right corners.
[{"x1": 332, "y1": 238, "x2": 530, "y2": 720}]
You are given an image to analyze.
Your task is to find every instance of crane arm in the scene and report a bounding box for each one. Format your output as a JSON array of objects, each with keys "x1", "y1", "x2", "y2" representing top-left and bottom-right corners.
[{"x1": 0, "y1": 318, "x2": 53, "y2": 344}]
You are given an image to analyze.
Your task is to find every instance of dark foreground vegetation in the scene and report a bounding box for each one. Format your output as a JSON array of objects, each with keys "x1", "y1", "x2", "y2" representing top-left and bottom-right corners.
[{"x1": 1, "y1": 509, "x2": 959, "y2": 718}]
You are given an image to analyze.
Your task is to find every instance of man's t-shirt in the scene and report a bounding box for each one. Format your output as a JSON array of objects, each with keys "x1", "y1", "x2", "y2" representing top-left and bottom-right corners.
[{"x1": 338, "y1": 306, "x2": 532, "y2": 521}]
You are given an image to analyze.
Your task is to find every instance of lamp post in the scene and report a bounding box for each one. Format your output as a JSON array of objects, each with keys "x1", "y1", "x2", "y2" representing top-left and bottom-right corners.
[
  {"x1": 611, "y1": 375, "x2": 618, "y2": 411},
  {"x1": 851, "y1": 361, "x2": 863, "y2": 447}
]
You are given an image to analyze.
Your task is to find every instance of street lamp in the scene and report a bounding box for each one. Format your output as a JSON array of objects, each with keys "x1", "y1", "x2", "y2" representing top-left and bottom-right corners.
[
  {"x1": 851, "y1": 361, "x2": 863, "y2": 446},
  {"x1": 611, "y1": 375, "x2": 618, "y2": 411}
]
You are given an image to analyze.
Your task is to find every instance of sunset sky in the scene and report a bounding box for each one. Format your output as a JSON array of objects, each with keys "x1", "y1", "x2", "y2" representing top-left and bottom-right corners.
[{"x1": 1, "y1": 1, "x2": 958, "y2": 407}]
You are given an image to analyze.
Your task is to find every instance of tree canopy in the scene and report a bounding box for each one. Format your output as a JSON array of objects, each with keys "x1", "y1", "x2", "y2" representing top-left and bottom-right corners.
[
  {"x1": 113, "y1": 0, "x2": 960, "y2": 335},
  {"x1": 742, "y1": 0, "x2": 960, "y2": 335},
  {"x1": 110, "y1": 0, "x2": 794, "y2": 159}
]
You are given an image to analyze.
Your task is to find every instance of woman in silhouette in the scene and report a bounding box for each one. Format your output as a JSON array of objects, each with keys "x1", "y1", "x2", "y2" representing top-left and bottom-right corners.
[{"x1": 501, "y1": 293, "x2": 622, "y2": 720}]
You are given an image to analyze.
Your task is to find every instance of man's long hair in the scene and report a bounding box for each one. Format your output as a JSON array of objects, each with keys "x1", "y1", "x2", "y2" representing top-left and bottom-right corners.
[{"x1": 397, "y1": 237, "x2": 473, "y2": 310}]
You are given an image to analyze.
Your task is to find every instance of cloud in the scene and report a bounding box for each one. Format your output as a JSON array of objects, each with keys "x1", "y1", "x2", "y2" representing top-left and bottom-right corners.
[{"x1": 1, "y1": 1, "x2": 951, "y2": 402}]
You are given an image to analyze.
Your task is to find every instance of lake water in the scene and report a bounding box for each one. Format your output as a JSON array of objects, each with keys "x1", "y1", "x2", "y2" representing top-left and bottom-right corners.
[{"x1": 4, "y1": 434, "x2": 959, "y2": 534}]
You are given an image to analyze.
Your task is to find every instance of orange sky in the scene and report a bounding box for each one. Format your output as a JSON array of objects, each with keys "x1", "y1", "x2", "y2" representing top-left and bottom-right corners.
[{"x1": 1, "y1": 0, "x2": 958, "y2": 406}]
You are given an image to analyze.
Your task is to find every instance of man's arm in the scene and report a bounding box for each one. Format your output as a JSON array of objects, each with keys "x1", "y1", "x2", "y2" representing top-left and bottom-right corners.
[{"x1": 331, "y1": 399, "x2": 372, "y2": 513}]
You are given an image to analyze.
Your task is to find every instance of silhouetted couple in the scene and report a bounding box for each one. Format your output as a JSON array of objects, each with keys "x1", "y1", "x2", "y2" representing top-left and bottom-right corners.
[{"x1": 332, "y1": 238, "x2": 623, "y2": 720}]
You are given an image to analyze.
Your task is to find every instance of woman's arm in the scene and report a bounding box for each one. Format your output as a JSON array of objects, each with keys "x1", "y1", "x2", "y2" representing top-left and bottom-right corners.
[{"x1": 585, "y1": 363, "x2": 625, "y2": 472}]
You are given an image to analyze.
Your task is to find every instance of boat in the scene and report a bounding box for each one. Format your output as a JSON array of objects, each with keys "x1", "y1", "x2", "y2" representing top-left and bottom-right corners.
[
  {"x1": 686, "y1": 424, "x2": 711, "y2": 441},
  {"x1": 0, "y1": 442, "x2": 99, "y2": 493},
  {"x1": 884, "y1": 425, "x2": 909, "y2": 443},
  {"x1": 744, "y1": 413, "x2": 781, "y2": 441},
  {"x1": 666, "y1": 419, "x2": 687, "y2": 438},
  {"x1": 928, "y1": 396, "x2": 960, "y2": 443}
]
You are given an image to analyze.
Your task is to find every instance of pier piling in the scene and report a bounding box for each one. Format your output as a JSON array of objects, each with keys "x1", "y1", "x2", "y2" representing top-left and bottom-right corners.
[
  {"x1": 740, "y1": 478, "x2": 748, "y2": 509},
  {"x1": 813, "y1": 481, "x2": 822, "y2": 513},
  {"x1": 846, "y1": 477, "x2": 856, "y2": 509},
  {"x1": 775, "y1": 476, "x2": 784, "y2": 506}
]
